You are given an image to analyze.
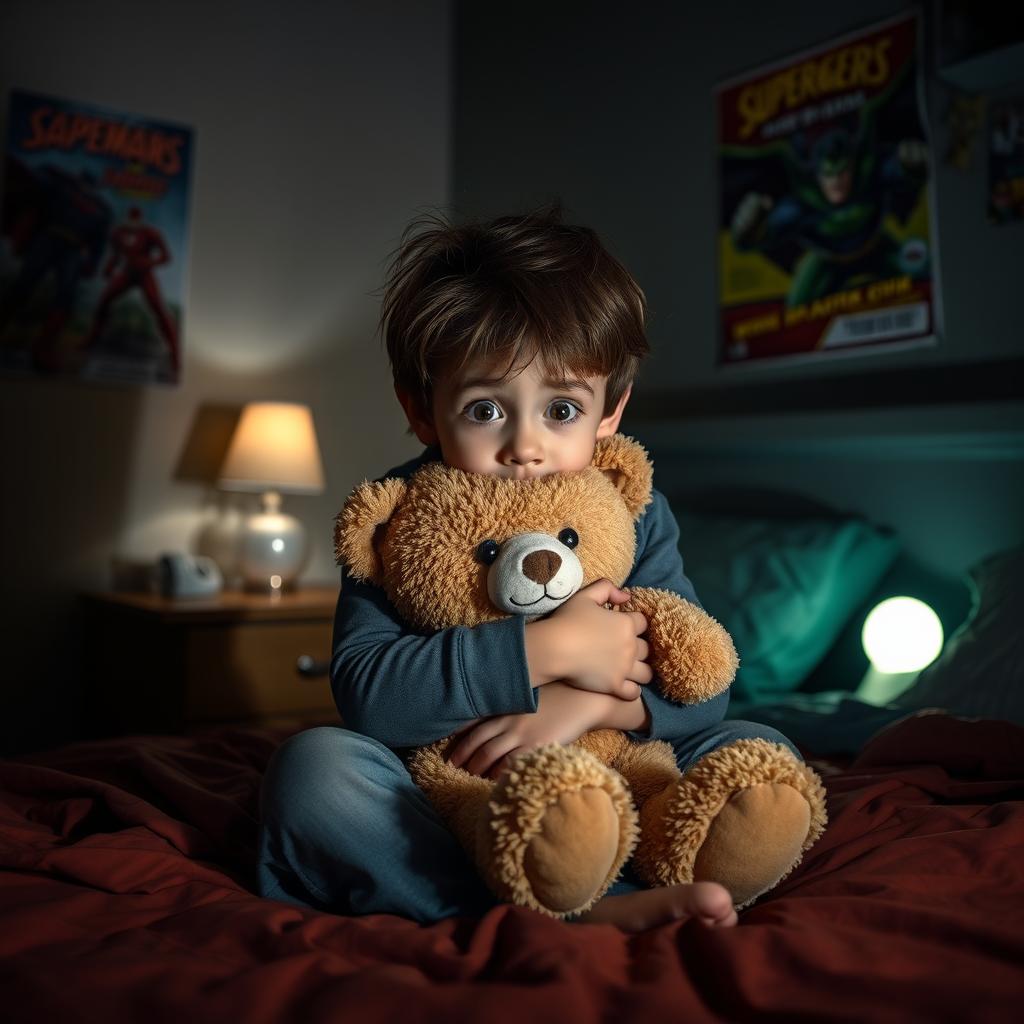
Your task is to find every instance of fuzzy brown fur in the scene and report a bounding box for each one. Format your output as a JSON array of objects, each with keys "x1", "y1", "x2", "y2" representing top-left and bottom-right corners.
[
  {"x1": 632, "y1": 738, "x2": 827, "y2": 902},
  {"x1": 337, "y1": 446, "x2": 640, "y2": 631},
  {"x1": 335, "y1": 435, "x2": 826, "y2": 917}
]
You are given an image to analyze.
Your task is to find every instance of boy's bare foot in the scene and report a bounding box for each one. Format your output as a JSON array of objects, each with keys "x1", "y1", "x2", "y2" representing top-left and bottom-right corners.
[{"x1": 575, "y1": 881, "x2": 738, "y2": 932}]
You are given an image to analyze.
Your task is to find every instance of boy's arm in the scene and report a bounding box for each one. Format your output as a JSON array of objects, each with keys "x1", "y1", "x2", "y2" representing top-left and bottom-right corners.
[
  {"x1": 600, "y1": 487, "x2": 730, "y2": 740},
  {"x1": 629, "y1": 489, "x2": 700, "y2": 602},
  {"x1": 448, "y1": 681, "x2": 617, "y2": 779},
  {"x1": 332, "y1": 567, "x2": 539, "y2": 749},
  {"x1": 449, "y1": 488, "x2": 730, "y2": 776}
]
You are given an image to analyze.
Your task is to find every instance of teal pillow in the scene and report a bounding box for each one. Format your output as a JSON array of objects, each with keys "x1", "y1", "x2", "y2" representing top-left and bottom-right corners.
[{"x1": 678, "y1": 515, "x2": 901, "y2": 704}]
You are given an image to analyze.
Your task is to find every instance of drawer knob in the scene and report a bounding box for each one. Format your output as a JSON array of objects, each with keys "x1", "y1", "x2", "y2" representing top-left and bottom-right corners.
[{"x1": 296, "y1": 654, "x2": 330, "y2": 678}]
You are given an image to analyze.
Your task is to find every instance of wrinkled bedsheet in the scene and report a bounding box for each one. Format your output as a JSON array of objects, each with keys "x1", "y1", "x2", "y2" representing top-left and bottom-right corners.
[{"x1": 1, "y1": 712, "x2": 1021, "y2": 1023}]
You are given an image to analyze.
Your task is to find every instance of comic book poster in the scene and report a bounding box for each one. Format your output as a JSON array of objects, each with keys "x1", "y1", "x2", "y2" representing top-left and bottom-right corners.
[
  {"x1": 0, "y1": 90, "x2": 193, "y2": 384},
  {"x1": 715, "y1": 12, "x2": 939, "y2": 367},
  {"x1": 988, "y1": 98, "x2": 1024, "y2": 225}
]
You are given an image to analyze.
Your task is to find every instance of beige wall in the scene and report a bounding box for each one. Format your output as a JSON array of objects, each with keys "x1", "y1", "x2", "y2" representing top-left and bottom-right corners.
[{"x1": 0, "y1": 0, "x2": 451, "y2": 752}]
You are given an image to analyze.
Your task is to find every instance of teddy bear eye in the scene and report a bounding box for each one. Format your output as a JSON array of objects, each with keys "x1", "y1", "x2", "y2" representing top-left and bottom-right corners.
[
  {"x1": 557, "y1": 528, "x2": 579, "y2": 550},
  {"x1": 475, "y1": 539, "x2": 500, "y2": 565}
]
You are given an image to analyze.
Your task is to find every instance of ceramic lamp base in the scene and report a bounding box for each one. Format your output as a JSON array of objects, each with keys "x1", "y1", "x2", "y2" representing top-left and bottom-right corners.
[
  {"x1": 238, "y1": 491, "x2": 309, "y2": 593},
  {"x1": 855, "y1": 665, "x2": 919, "y2": 706}
]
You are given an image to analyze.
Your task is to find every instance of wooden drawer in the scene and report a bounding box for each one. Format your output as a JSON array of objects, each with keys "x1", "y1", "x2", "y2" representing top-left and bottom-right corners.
[
  {"x1": 82, "y1": 586, "x2": 341, "y2": 735},
  {"x1": 184, "y1": 620, "x2": 336, "y2": 721}
]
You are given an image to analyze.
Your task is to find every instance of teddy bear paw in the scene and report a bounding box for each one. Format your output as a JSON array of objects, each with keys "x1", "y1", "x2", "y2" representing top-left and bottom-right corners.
[
  {"x1": 692, "y1": 782, "x2": 811, "y2": 906},
  {"x1": 522, "y1": 787, "x2": 621, "y2": 912},
  {"x1": 631, "y1": 738, "x2": 828, "y2": 907},
  {"x1": 621, "y1": 587, "x2": 739, "y2": 703},
  {"x1": 482, "y1": 744, "x2": 639, "y2": 917}
]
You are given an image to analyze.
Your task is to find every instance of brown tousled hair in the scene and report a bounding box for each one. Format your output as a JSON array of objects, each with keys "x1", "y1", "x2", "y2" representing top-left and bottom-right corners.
[{"x1": 380, "y1": 205, "x2": 649, "y2": 416}]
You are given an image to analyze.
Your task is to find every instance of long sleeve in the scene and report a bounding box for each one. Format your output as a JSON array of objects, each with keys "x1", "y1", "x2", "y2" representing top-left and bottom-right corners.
[
  {"x1": 331, "y1": 567, "x2": 538, "y2": 749},
  {"x1": 331, "y1": 447, "x2": 726, "y2": 750},
  {"x1": 623, "y1": 489, "x2": 730, "y2": 741}
]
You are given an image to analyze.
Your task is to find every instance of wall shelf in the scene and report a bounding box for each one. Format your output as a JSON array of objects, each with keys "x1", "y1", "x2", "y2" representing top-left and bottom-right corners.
[
  {"x1": 630, "y1": 357, "x2": 1024, "y2": 420},
  {"x1": 938, "y1": 41, "x2": 1024, "y2": 93},
  {"x1": 935, "y1": 0, "x2": 1024, "y2": 93}
]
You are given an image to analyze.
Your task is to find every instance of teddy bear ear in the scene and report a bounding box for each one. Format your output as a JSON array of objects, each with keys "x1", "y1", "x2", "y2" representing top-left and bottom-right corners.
[
  {"x1": 591, "y1": 434, "x2": 654, "y2": 520},
  {"x1": 333, "y1": 477, "x2": 408, "y2": 585}
]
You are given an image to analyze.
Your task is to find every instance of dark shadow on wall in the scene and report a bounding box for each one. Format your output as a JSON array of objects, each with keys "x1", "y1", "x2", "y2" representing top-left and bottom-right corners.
[
  {"x1": 174, "y1": 403, "x2": 242, "y2": 483},
  {"x1": 0, "y1": 375, "x2": 143, "y2": 756}
]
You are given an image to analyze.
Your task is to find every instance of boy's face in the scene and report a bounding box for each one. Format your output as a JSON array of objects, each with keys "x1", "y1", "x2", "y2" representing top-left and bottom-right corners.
[{"x1": 398, "y1": 353, "x2": 630, "y2": 479}]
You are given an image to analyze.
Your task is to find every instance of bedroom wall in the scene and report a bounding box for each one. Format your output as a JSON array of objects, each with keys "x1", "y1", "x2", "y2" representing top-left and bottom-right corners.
[
  {"x1": 453, "y1": 0, "x2": 1023, "y2": 576},
  {"x1": 0, "y1": 0, "x2": 452, "y2": 754}
]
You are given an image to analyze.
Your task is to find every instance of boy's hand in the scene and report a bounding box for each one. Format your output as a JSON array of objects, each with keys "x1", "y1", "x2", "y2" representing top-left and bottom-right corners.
[
  {"x1": 525, "y1": 579, "x2": 652, "y2": 700},
  {"x1": 447, "y1": 683, "x2": 612, "y2": 780}
]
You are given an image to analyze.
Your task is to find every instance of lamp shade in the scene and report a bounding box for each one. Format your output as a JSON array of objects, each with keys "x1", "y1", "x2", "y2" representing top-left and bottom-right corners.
[{"x1": 219, "y1": 402, "x2": 325, "y2": 494}]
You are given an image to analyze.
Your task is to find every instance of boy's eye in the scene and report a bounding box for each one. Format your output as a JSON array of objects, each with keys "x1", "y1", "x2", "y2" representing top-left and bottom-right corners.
[
  {"x1": 475, "y1": 539, "x2": 500, "y2": 565},
  {"x1": 465, "y1": 401, "x2": 502, "y2": 423},
  {"x1": 547, "y1": 400, "x2": 580, "y2": 423},
  {"x1": 557, "y1": 528, "x2": 579, "y2": 550}
]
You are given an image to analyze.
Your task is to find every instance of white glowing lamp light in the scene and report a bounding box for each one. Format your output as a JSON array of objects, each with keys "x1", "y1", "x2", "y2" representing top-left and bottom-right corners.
[
  {"x1": 862, "y1": 596, "x2": 944, "y2": 672},
  {"x1": 219, "y1": 402, "x2": 325, "y2": 593},
  {"x1": 857, "y1": 596, "x2": 944, "y2": 705}
]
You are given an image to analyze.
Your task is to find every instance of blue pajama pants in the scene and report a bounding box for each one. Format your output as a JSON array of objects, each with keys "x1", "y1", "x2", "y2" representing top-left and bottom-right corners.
[{"x1": 256, "y1": 721, "x2": 800, "y2": 922}]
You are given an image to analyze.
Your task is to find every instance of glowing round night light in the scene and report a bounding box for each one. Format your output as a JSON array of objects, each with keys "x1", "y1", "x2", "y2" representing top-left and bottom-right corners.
[{"x1": 861, "y1": 596, "x2": 944, "y2": 674}]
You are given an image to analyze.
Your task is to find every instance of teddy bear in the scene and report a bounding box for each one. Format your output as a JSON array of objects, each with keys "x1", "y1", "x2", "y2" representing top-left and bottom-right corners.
[{"x1": 335, "y1": 434, "x2": 827, "y2": 919}]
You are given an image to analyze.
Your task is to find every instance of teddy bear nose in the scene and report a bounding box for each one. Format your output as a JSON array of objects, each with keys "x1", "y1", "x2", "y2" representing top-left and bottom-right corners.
[{"x1": 522, "y1": 549, "x2": 562, "y2": 585}]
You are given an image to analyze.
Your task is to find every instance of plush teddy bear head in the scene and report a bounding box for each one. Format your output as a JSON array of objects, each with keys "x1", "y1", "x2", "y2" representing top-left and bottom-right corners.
[{"x1": 335, "y1": 434, "x2": 654, "y2": 631}]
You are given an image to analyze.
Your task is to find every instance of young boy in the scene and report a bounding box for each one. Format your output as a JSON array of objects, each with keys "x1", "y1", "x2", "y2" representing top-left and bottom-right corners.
[{"x1": 258, "y1": 208, "x2": 802, "y2": 931}]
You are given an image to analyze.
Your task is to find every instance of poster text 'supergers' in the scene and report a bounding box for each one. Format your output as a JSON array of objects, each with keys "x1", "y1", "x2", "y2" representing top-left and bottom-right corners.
[{"x1": 715, "y1": 12, "x2": 940, "y2": 367}]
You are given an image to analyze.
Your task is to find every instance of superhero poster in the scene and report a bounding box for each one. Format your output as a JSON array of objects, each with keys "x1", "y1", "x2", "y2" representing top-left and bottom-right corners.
[
  {"x1": 715, "y1": 12, "x2": 940, "y2": 367},
  {"x1": 988, "y1": 99, "x2": 1024, "y2": 226},
  {"x1": 0, "y1": 90, "x2": 193, "y2": 384}
]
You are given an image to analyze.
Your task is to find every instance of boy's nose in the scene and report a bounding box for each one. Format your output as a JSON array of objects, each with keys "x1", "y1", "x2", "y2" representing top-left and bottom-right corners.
[{"x1": 503, "y1": 425, "x2": 542, "y2": 466}]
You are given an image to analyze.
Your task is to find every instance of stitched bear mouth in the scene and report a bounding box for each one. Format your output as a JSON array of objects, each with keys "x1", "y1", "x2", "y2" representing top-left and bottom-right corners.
[{"x1": 509, "y1": 586, "x2": 572, "y2": 607}]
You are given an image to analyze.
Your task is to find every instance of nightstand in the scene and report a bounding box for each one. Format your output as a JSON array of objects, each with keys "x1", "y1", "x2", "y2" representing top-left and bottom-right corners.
[{"x1": 82, "y1": 586, "x2": 341, "y2": 735}]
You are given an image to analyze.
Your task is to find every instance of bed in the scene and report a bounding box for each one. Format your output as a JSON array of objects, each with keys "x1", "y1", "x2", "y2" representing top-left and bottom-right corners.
[
  {"x1": 1, "y1": 712, "x2": 1021, "y2": 1022},
  {"x1": 2, "y1": 520, "x2": 1022, "y2": 1022}
]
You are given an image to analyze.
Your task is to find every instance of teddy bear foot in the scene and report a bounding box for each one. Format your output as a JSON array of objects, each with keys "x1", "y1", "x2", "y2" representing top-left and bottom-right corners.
[
  {"x1": 692, "y1": 782, "x2": 810, "y2": 906},
  {"x1": 482, "y1": 744, "x2": 639, "y2": 918},
  {"x1": 631, "y1": 738, "x2": 828, "y2": 908},
  {"x1": 523, "y1": 787, "x2": 621, "y2": 912}
]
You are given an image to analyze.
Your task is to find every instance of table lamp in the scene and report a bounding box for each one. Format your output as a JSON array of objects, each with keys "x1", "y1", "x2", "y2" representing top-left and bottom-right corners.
[
  {"x1": 856, "y1": 595, "x2": 944, "y2": 705},
  {"x1": 218, "y1": 401, "x2": 325, "y2": 592}
]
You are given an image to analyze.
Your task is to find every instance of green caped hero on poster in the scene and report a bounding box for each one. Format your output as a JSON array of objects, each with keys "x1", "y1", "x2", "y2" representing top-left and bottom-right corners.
[{"x1": 715, "y1": 11, "x2": 940, "y2": 366}]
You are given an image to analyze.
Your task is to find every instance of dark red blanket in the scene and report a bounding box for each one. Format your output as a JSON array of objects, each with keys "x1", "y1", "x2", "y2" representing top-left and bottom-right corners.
[{"x1": 1, "y1": 713, "x2": 1021, "y2": 1023}]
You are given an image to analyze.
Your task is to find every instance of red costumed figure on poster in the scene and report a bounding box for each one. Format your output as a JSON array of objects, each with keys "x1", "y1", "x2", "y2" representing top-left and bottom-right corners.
[
  {"x1": 0, "y1": 164, "x2": 112, "y2": 373},
  {"x1": 83, "y1": 206, "x2": 179, "y2": 372}
]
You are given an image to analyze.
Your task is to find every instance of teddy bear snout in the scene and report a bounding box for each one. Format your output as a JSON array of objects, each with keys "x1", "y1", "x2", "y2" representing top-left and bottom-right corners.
[
  {"x1": 487, "y1": 531, "x2": 585, "y2": 616},
  {"x1": 522, "y1": 549, "x2": 562, "y2": 585}
]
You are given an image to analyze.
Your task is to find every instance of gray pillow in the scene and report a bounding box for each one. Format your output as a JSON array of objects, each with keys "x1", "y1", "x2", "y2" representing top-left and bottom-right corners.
[{"x1": 894, "y1": 547, "x2": 1024, "y2": 725}]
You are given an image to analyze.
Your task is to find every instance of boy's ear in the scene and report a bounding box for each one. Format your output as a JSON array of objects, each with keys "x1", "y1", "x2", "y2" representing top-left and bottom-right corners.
[
  {"x1": 591, "y1": 432, "x2": 653, "y2": 520},
  {"x1": 595, "y1": 384, "x2": 632, "y2": 440},
  {"x1": 395, "y1": 385, "x2": 439, "y2": 447},
  {"x1": 334, "y1": 477, "x2": 408, "y2": 584}
]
